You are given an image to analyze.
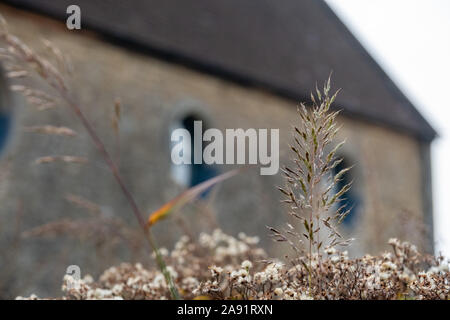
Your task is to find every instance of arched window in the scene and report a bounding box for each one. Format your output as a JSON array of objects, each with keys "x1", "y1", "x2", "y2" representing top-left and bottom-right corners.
[
  {"x1": 0, "y1": 74, "x2": 12, "y2": 154},
  {"x1": 332, "y1": 158, "x2": 360, "y2": 226},
  {"x1": 170, "y1": 113, "x2": 218, "y2": 188},
  {"x1": 0, "y1": 112, "x2": 11, "y2": 152}
]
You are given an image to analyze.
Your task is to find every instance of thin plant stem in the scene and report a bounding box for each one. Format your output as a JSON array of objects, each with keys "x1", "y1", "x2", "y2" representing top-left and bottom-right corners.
[
  {"x1": 0, "y1": 21, "x2": 181, "y2": 298},
  {"x1": 61, "y1": 91, "x2": 180, "y2": 299}
]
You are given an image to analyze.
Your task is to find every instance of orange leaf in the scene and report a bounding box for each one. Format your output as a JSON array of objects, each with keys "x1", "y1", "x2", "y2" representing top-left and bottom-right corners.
[{"x1": 147, "y1": 169, "x2": 240, "y2": 228}]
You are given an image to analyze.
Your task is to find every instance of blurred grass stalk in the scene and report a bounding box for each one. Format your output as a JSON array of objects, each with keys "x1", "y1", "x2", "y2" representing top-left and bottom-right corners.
[{"x1": 0, "y1": 15, "x2": 185, "y2": 298}]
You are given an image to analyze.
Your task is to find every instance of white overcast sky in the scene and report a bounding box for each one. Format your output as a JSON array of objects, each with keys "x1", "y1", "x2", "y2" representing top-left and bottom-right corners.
[{"x1": 325, "y1": 0, "x2": 450, "y2": 257}]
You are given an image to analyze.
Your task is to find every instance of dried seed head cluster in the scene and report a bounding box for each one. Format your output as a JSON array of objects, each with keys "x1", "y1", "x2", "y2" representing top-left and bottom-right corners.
[{"x1": 16, "y1": 231, "x2": 449, "y2": 300}]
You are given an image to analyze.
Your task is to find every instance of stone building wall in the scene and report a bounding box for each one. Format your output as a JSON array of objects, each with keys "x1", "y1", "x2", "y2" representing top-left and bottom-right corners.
[{"x1": 0, "y1": 5, "x2": 428, "y2": 296}]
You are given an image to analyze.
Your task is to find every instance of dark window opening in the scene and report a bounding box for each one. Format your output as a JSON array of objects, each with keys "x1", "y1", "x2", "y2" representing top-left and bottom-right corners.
[
  {"x1": 0, "y1": 75, "x2": 12, "y2": 154},
  {"x1": 181, "y1": 115, "x2": 217, "y2": 187},
  {"x1": 0, "y1": 112, "x2": 11, "y2": 152},
  {"x1": 171, "y1": 113, "x2": 218, "y2": 191},
  {"x1": 333, "y1": 159, "x2": 360, "y2": 226}
]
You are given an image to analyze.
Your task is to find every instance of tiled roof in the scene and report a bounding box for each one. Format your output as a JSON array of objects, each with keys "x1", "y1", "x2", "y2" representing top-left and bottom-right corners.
[{"x1": 3, "y1": 0, "x2": 436, "y2": 140}]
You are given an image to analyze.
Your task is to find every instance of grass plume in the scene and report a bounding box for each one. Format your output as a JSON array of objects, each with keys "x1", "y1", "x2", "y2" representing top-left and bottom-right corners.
[{"x1": 275, "y1": 77, "x2": 354, "y2": 290}]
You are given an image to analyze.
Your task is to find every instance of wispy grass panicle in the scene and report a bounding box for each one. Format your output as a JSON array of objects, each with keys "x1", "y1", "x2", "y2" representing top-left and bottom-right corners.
[{"x1": 275, "y1": 77, "x2": 353, "y2": 288}]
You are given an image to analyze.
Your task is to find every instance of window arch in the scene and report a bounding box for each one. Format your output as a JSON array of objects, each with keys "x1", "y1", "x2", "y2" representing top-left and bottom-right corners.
[
  {"x1": 0, "y1": 71, "x2": 12, "y2": 154},
  {"x1": 0, "y1": 112, "x2": 11, "y2": 152},
  {"x1": 170, "y1": 113, "x2": 218, "y2": 188}
]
